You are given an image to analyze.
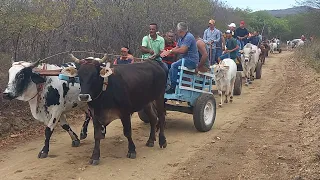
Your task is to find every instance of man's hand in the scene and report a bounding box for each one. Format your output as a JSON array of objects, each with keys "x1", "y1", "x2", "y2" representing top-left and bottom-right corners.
[
  {"x1": 149, "y1": 49, "x2": 155, "y2": 55},
  {"x1": 160, "y1": 50, "x2": 170, "y2": 58}
]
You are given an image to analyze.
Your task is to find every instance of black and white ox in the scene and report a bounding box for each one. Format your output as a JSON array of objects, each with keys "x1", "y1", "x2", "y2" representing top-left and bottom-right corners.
[
  {"x1": 2, "y1": 59, "x2": 104, "y2": 158},
  {"x1": 65, "y1": 53, "x2": 168, "y2": 165}
]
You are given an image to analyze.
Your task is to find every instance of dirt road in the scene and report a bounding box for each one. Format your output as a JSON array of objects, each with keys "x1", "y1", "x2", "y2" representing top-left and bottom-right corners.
[{"x1": 0, "y1": 51, "x2": 319, "y2": 180}]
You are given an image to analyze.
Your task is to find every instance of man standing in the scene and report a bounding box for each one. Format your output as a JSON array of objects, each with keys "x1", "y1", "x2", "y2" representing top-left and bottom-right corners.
[
  {"x1": 162, "y1": 30, "x2": 177, "y2": 69},
  {"x1": 257, "y1": 31, "x2": 263, "y2": 44},
  {"x1": 140, "y1": 23, "x2": 165, "y2": 61},
  {"x1": 218, "y1": 30, "x2": 239, "y2": 63},
  {"x1": 215, "y1": 31, "x2": 224, "y2": 64},
  {"x1": 248, "y1": 31, "x2": 260, "y2": 46},
  {"x1": 203, "y1": 19, "x2": 221, "y2": 65},
  {"x1": 235, "y1": 21, "x2": 249, "y2": 49},
  {"x1": 228, "y1": 23, "x2": 237, "y2": 38},
  {"x1": 160, "y1": 22, "x2": 199, "y2": 94}
]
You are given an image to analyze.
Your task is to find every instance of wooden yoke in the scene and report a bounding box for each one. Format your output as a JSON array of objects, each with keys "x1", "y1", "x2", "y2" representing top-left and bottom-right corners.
[{"x1": 32, "y1": 68, "x2": 62, "y2": 76}]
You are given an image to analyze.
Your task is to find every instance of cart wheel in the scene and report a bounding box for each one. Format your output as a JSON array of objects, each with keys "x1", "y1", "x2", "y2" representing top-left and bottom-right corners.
[
  {"x1": 138, "y1": 110, "x2": 150, "y2": 123},
  {"x1": 279, "y1": 49, "x2": 282, "y2": 53},
  {"x1": 233, "y1": 72, "x2": 242, "y2": 95},
  {"x1": 193, "y1": 94, "x2": 216, "y2": 132},
  {"x1": 255, "y1": 61, "x2": 262, "y2": 79}
]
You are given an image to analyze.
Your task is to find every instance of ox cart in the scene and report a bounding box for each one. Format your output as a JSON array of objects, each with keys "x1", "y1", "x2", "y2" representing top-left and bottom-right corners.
[{"x1": 138, "y1": 58, "x2": 217, "y2": 132}]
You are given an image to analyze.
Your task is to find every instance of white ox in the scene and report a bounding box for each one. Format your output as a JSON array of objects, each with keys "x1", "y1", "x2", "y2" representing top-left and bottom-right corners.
[
  {"x1": 269, "y1": 42, "x2": 277, "y2": 53},
  {"x1": 240, "y1": 43, "x2": 260, "y2": 86},
  {"x1": 212, "y1": 58, "x2": 237, "y2": 107},
  {"x1": 291, "y1": 39, "x2": 304, "y2": 49},
  {"x1": 2, "y1": 59, "x2": 103, "y2": 159}
]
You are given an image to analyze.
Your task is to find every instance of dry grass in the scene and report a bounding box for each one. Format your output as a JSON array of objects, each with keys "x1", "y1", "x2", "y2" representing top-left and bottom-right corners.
[{"x1": 295, "y1": 41, "x2": 320, "y2": 72}]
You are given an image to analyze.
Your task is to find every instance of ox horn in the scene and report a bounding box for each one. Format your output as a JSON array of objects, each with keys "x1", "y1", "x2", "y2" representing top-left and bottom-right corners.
[
  {"x1": 30, "y1": 59, "x2": 41, "y2": 68},
  {"x1": 98, "y1": 53, "x2": 108, "y2": 63},
  {"x1": 69, "y1": 53, "x2": 80, "y2": 63}
]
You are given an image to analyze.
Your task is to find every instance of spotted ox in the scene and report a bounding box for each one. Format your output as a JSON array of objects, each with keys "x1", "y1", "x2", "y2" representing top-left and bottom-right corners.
[
  {"x1": 2, "y1": 60, "x2": 100, "y2": 158},
  {"x1": 240, "y1": 43, "x2": 260, "y2": 86},
  {"x1": 66, "y1": 53, "x2": 167, "y2": 165}
]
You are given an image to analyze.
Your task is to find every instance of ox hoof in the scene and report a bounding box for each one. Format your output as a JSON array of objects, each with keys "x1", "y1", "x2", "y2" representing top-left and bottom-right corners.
[
  {"x1": 230, "y1": 98, "x2": 233, "y2": 103},
  {"x1": 72, "y1": 140, "x2": 80, "y2": 147},
  {"x1": 224, "y1": 100, "x2": 228, "y2": 103},
  {"x1": 89, "y1": 159, "x2": 100, "y2": 165},
  {"x1": 249, "y1": 81, "x2": 252, "y2": 84},
  {"x1": 218, "y1": 104, "x2": 222, "y2": 107},
  {"x1": 159, "y1": 136, "x2": 167, "y2": 148},
  {"x1": 38, "y1": 151, "x2": 48, "y2": 159},
  {"x1": 245, "y1": 83, "x2": 249, "y2": 86},
  {"x1": 146, "y1": 141, "x2": 154, "y2": 147},
  {"x1": 127, "y1": 151, "x2": 137, "y2": 159},
  {"x1": 80, "y1": 133, "x2": 87, "y2": 140},
  {"x1": 159, "y1": 142, "x2": 167, "y2": 148}
]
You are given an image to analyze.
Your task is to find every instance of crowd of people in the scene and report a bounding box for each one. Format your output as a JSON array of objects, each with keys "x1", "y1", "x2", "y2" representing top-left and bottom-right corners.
[{"x1": 114, "y1": 20, "x2": 264, "y2": 94}]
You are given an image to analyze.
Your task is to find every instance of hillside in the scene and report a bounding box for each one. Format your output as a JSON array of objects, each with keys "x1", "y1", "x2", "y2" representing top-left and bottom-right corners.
[{"x1": 266, "y1": 6, "x2": 316, "y2": 17}]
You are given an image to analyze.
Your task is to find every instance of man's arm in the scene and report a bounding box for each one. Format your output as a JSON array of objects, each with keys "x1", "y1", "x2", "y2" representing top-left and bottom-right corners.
[
  {"x1": 140, "y1": 36, "x2": 154, "y2": 54},
  {"x1": 203, "y1": 30, "x2": 209, "y2": 44}
]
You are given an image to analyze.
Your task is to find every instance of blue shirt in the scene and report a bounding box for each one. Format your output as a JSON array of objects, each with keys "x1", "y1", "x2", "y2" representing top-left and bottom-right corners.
[
  {"x1": 178, "y1": 32, "x2": 199, "y2": 65},
  {"x1": 249, "y1": 36, "x2": 260, "y2": 46},
  {"x1": 203, "y1": 28, "x2": 221, "y2": 47}
]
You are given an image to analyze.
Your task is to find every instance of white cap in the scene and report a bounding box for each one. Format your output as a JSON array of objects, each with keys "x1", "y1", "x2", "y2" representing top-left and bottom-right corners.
[
  {"x1": 225, "y1": 30, "x2": 231, "y2": 34},
  {"x1": 228, "y1": 23, "x2": 236, "y2": 28}
]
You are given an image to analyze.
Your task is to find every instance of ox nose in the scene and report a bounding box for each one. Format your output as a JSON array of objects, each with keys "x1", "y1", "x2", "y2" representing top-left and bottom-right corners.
[
  {"x1": 78, "y1": 94, "x2": 91, "y2": 102},
  {"x1": 245, "y1": 59, "x2": 249, "y2": 62},
  {"x1": 2, "y1": 92, "x2": 13, "y2": 100}
]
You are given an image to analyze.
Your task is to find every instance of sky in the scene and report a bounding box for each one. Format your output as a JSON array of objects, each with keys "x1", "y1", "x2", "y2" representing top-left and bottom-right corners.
[{"x1": 224, "y1": 0, "x2": 298, "y2": 11}]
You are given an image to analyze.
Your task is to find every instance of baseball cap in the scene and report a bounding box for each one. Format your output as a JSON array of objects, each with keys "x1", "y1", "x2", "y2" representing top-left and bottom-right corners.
[
  {"x1": 240, "y1": 21, "x2": 245, "y2": 25},
  {"x1": 225, "y1": 30, "x2": 231, "y2": 34},
  {"x1": 228, "y1": 23, "x2": 236, "y2": 28},
  {"x1": 209, "y1": 19, "x2": 215, "y2": 24}
]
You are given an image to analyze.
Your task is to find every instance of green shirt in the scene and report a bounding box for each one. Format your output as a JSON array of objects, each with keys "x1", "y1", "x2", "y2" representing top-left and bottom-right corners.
[
  {"x1": 141, "y1": 34, "x2": 165, "y2": 61},
  {"x1": 226, "y1": 37, "x2": 238, "y2": 59}
]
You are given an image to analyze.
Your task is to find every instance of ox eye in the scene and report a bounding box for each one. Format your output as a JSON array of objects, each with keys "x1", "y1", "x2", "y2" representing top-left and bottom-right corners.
[{"x1": 18, "y1": 73, "x2": 24, "y2": 79}]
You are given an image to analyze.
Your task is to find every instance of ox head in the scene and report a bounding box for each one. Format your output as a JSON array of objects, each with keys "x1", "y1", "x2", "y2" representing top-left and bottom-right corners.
[
  {"x1": 211, "y1": 62, "x2": 230, "y2": 80},
  {"x1": 3, "y1": 59, "x2": 45, "y2": 101},
  {"x1": 239, "y1": 47, "x2": 256, "y2": 63},
  {"x1": 67, "y1": 53, "x2": 112, "y2": 102}
]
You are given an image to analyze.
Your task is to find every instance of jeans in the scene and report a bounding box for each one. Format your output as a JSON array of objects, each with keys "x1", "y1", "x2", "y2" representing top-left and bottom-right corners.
[
  {"x1": 169, "y1": 58, "x2": 197, "y2": 88},
  {"x1": 207, "y1": 46, "x2": 216, "y2": 65},
  {"x1": 215, "y1": 48, "x2": 222, "y2": 64},
  {"x1": 219, "y1": 53, "x2": 230, "y2": 60},
  {"x1": 238, "y1": 39, "x2": 247, "y2": 50}
]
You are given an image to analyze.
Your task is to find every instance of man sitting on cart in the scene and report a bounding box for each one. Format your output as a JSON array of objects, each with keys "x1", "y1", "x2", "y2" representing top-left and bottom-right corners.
[
  {"x1": 160, "y1": 22, "x2": 200, "y2": 94},
  {"x1": 217, "y1": 30, "x2": 239, "y2": 63},
  {"x1": 140, "y1": 23, "x2": 168, "y2": 73}
]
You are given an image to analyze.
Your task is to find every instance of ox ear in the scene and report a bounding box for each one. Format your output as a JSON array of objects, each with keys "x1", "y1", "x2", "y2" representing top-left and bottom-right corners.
[
  {"x1": 31, "y1": 73, "x2": 46, "y2": 84},
  {"x1": 239, "y1": 50, "x2": 244, "y2": 54},
  {"x1": 61, "y1": 67, "x2": 78, "y2": 77}
]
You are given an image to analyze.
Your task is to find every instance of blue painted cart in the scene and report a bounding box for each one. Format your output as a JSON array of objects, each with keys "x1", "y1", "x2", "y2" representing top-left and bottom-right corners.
[{"x1": 138, "y1": 59, "x2": 217, "y2": 132}]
